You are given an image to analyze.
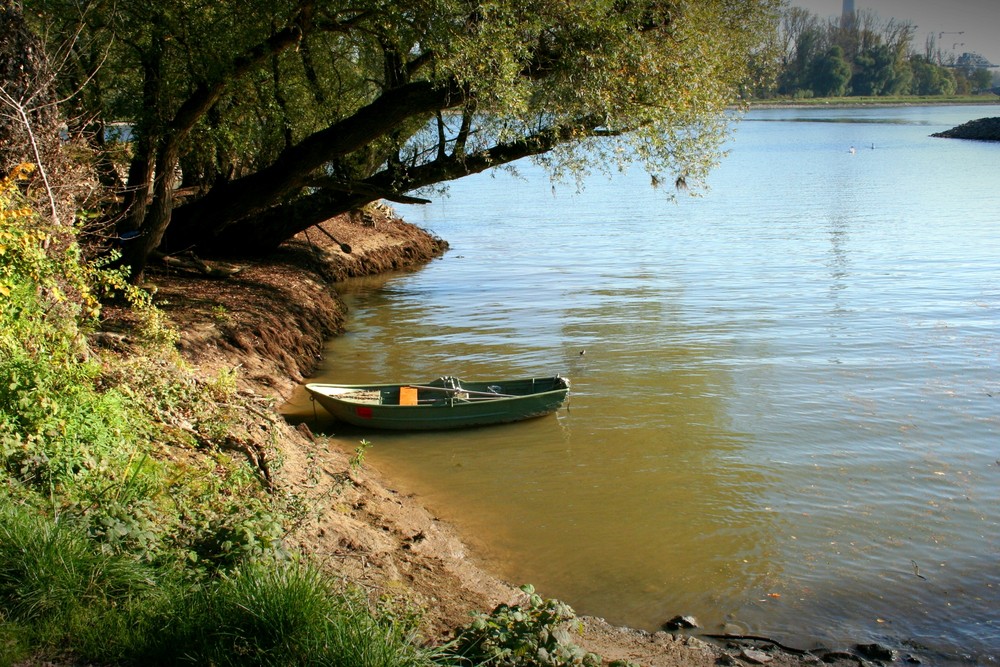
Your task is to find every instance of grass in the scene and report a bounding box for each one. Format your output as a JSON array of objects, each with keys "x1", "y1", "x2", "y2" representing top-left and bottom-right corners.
[
  {"x1": 750, "y1": 93, "x2": 1000, "y2": 106},
  {"x1": 0, "y1": 503, "x2": 441, "y2": 666}
]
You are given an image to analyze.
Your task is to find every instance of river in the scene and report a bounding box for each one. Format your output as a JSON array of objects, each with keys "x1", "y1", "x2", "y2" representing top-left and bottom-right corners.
[{"x1": 283, "y1": 105, "x2": 1000, "y2": 663}]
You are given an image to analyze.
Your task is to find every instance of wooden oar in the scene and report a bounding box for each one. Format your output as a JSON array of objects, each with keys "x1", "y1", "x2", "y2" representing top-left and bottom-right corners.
[
  {"x1": 408, "y1": 384, "x2": 516, "y2": 399},
  {"x1": 415, "y1": 396, "x2": 510, "y2": 404}
]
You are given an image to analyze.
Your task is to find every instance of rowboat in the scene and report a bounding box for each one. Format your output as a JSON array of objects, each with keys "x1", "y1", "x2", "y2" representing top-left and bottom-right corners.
[{"x1": 304, "y1": 376, "x2": 570, "y2": 431}]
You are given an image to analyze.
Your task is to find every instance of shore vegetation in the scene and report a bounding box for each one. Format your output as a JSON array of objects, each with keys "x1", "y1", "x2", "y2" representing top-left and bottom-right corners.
[
  {"x1": 4, "y1": 1, "x2": 972, "y2": 664},
  {"x1": 751, "y1": 93, "x2": 1000, "y2": 107},
  {"x1": 0, "y1": 163, "x2": 614, "y2": 665}
]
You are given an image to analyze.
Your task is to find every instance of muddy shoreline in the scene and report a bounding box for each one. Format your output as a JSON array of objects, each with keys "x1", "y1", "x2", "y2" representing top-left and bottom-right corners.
[{"x1": 148, "y1": 210, "x2": 908, "y2": 666}]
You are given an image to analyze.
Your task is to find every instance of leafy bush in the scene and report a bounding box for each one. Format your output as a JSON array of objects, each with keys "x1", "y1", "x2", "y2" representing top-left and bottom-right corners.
[
  {"x1": 448, "y1": 585, "x2": 601, "y2": 667},
  {"x1": 1, "y1": 164, "x2": 286, "y2": 571},
  {"x1": 0, "y1": 163, "x2": 142, "y2": 501}
]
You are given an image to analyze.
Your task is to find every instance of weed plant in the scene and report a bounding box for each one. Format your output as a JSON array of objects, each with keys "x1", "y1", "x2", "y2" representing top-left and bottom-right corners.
[{"x1": 0, "y1": 165, "x2": 283, "y2": 570}]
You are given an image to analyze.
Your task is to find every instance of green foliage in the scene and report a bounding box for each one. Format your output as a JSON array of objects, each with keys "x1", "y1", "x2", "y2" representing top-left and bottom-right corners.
[
  {"x1": 26, "y1": 0, "x2": 785, "y2": 263},
  {"x1": 910, "y1": 56, "x2": 958, "y2": 96},
  {"x1": 0, "y1": 165, "x2": 143, "y2": 501},
  {"x1": 0, "y1": 502, "x2": 172, "y2": 663},
  {"x1": 1, "y1": 163, "x2": 621, "y2": 666},
  {"x1": 968, "y1": 68, "x2": 994, "y2": 92},
  {"x1": 0, "y1": 504, "x2": 440, "y2": 667},
  {"x1": 138, "y1": 563, "x2": 439, "y2": 667},
  {"x1": 447, "y1": 584, "x2": 601, "y2": 667},
  {"x1": 770, "y1": 5, "x2": 993, "y2": 100},
  {"x1": 0, "y1": 169, "x2": 287, "y2": 574},
  {"x1": 851, "y1": 44, "x2": 910, "y2": 96},
  {"x1": 809, "y1": 47, "x2": 853, "y2": 97},
  {"x1": 350, "y1": 438, "x2": 372, "y2": 471}
]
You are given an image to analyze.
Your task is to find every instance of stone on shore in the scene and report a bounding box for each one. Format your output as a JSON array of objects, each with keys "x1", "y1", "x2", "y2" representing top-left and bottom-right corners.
[{"x1": 663, "y1": 615, "x2": 700, "y2": 630}]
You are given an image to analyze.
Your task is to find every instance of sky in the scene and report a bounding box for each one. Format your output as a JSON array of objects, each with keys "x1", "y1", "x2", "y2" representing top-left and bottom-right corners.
[{"x1": 793, "y1": 0, "x2": 1000, "y2": 66}]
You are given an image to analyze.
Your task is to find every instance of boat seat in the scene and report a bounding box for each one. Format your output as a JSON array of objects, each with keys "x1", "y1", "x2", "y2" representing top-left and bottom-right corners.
[{"x1": 399, "y1": 386, "x2": 419, "y2": 406}]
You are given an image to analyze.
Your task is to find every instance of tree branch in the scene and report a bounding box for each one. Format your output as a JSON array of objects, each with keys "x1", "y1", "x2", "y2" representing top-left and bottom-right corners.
[
  {"x1": 195, "y1": 120, "x2": 608, "y2": 254},
  {"x1": 306, "y1": 176, "x2": 432, "y2": 205},
  {"x1": 0, "y1": 86, "x2": 60, "y2": 225},
  {"x1": 164, "y1": 78, "x2": 467, "y2": 250}
]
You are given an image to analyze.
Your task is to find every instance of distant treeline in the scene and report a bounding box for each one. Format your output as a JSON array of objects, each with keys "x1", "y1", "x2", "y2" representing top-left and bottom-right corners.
[{"x1": 762, "y1": 6, "x2": 997, "y2": 99}]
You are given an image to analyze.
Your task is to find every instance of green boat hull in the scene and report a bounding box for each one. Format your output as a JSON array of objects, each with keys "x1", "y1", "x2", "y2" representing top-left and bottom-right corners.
[{"x1": 305, "y1": 376, "x2": 570, "y2": 431}]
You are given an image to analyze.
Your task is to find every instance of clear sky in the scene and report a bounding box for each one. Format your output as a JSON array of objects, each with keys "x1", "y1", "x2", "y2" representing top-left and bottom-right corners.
[{"x1": 793, "y1": 0, "x2": 1000, "y2": 67}]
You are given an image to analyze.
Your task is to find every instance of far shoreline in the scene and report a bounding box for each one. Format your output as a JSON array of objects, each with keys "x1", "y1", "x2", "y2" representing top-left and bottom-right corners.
[{"x1": 745, "y1": 93, "x2": 1000, "y2": 109}]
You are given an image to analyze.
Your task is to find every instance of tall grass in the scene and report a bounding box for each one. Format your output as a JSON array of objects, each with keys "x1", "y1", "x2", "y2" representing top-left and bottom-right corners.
[
  {"x1": 146, "y1": 564, "x2": 440, "y2": 666},
  {"x1": 0, "y1": 503, "x2": 442, "y2": 666},
  {"x1": 0, "y1": 502, "x2": 166, "y2": 664}
]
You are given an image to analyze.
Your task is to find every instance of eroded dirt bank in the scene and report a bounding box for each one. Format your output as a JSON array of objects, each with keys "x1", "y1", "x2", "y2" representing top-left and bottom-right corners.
[{"x1": 147, "y1": 210, "x2": 868, "y2": 666}]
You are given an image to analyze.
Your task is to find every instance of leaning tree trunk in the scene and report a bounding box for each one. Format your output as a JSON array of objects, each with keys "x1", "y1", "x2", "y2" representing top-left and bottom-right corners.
[
  {"x1": 180, "y1": 189, "x2": 376, "y2": 256},
  {"x1": 174, "y1": 123, "x2": 572, "y2": 256},
  {"x1": 117, "y1": 16, "x2": 312, "y2": 281},
  {"x1": 160, "y1": 80, "x2": 464, "y2": 255},
  {"x1": 120, "y1": 142, "x2": 180, "y2": 280}
]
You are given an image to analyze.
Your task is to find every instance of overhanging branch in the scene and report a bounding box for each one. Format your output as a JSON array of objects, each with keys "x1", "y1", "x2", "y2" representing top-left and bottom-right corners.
[{"x1": 306, "y1": 176, "x2": 432, "y2": 205}]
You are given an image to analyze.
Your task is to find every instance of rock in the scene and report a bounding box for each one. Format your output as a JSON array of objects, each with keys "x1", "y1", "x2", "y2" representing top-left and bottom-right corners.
[
  {"x1": 740, "y1": 648, "x2": 773, "y2": 664},
  {"x1": 722, "y1": 622, "x2": 746, "y2": 636},
  {"x1": 663, "y1": 615, "x2": 699, "y2": 630},
  {"x1": 931, "y1": 116, "x2": 1000, "y2": 141},
  {"x1": 294, "y1": 421, "x2": 315, "y2": 441},
  {"x1": 821, "y1": 651, "x2": 856, "y2": 663},
  {"x1": 855, "y1": 642, "x2": 896, "y2": 661}
]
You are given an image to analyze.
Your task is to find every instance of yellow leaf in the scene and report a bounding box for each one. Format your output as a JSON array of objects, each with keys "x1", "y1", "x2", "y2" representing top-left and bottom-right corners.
[{"x1": 13, "y1": 163, "x2": 35, "y2": 180}]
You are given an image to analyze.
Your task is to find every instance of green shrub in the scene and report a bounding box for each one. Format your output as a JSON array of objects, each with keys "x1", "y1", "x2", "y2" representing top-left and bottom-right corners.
[
  {"x1": 0, "y1": 164, "x2": 145, "y2": 503},
  {"x1": 448, "y1": 584, "x2": 601, "y2": 666},
  {"x1": 0, "y1": 165, "x2": 612, "y2": 667}
]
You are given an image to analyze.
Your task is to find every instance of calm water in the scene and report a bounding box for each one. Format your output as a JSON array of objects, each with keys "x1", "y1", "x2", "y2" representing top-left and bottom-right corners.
[{"x1": 284, "y1": 105, "x2": 1000, "y2": 663}]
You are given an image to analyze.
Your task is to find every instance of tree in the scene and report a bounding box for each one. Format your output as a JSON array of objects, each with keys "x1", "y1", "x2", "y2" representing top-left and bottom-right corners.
[
  {"x1": 0, "y1": 4, "x2": 74, "y2": 227},
  {"x1": 25, "y1": 0, "x2": 781, "y2": 278},
  {"x1": 908, "y1": 56, "x2": 956, "y2": 95},
  {"x1": 776, "y1": 8, "x2": 821, "y2": 96},
  {"x1": 968, "y1": 68, "x2": 994, "y2": 93},
  {"x1": 771, "y1": 4, "x2": 926, "y2": 100},
  {"x1": 808, "y1": 46, "x2": 852, "y2": 97},
  {"x1": 852, "y1": 44, "x2": 904, "y2": 96}
]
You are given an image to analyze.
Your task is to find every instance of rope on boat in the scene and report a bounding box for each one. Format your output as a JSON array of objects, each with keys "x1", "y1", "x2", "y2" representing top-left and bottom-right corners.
[{"x1": 337, "y1": 390, "x2": 383, "y2": 403}]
